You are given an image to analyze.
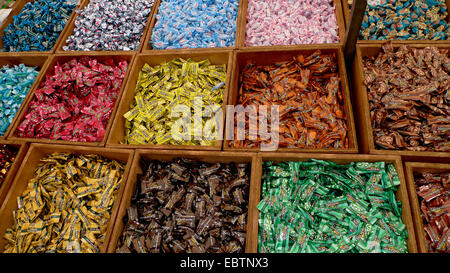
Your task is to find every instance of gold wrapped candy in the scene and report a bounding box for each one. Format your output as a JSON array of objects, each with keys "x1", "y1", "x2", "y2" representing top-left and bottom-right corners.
[
  {"x1": 124, "y1": 58, "x2": 226, "y2": 146},
  {"x1": 3, "y1": 153, "x2": 125, "y2": 253}
]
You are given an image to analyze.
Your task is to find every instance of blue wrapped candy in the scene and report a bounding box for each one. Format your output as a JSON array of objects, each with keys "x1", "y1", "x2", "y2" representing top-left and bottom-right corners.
[
  {"x1": 0, "y1": 64, "x2": 39, "y2": 135},
  {"x1": 151, "y1": 0, "x2": 239, "y2": 49},
  {"x1": 2, "y1": 0, "x2": 76, "y2": 52}
]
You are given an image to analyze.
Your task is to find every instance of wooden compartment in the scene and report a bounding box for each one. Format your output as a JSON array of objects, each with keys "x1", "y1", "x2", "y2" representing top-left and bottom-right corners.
[
  {"x1": 247, "y1": 153, "x2": 418, "y2": 253},
  {"x1": 236, "y1": 0, "x2": 346, "y2": 49},
  {"x1": 141, "y1": 0, "x2": 242, "y2": 53},
  {"x1": 56, "y1": 0, "x2": 159, "y2": 54},
  {"x1": 0, "y1": 54, "x2": 50, "y2": 140},
  {"x1": 7, "y1": 52, "x2": 135, "y2": 146},
  {"x1": 106, "y1": 149, "x2": 258, "y2": 253},
  {"x1": 0, "y1": 140, "x2": 28, "y2": 209},
  {"x1": 343, "y1": 0, "x2": 450, "y2": 44},
  {"x1": 224, "y1": 45, "x2": 358, "y2": 153},
  {"x1": 0, "y1": 143, "x2": 134, "y2": 253},
  {"x1": 0, "y1": 0, "x2": 82, "y2": 54},
  {"x1": 404, "y1": 162, "x2": 450, "y2": 253},
  {"x1": 352, "y1": 43, "x2": 450, "y2": 162},
  {"x1": 107, "y1": 50, "x2": 233, "y2": 151}
]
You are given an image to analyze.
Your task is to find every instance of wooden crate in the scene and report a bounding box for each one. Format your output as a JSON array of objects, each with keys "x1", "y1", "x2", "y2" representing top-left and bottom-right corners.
[
  {"x1": 404, "y1": 162, "x2": 450, "y2": 253},
  {"x1": 0, "y1": 54, "x2": 50, "y2": 140},
  {"x1": 7, "y1": 52, "x2": 135, "y2": 146},
  {"x1": 224, "y1": 45, "x2": 358, "y2": 153},
  {"x1": 56, "y1": 0, "x2": 159, "y2": 54},
  {"x1": 247, "y1": 153, "x2": 418, "y2": 253},
  {"x1": 0, "y1": 140, "x2": 28, "y2": 209},
  {"x1": 141, "y1": 0, "x2": 241, "y2": 53},
  {"x1": 236, "y1": 0, "x2": 346, "y2": 50},
  {"x1": 106, "y1": 149, "x2": 258, "y2": 253},
  {"x1": 343, "y1": 0, "x2": 450, "y2": 44},
  {"x1": 106, "y1": 49, "x2": 233, "y2": 151},
  {"x1": 352, "y1": 43, "x2": 450, "y2": 162},
  {"x1": 0, "y1": 143, "x2": 134, "y2": 253},
  {"x1": 0, "y1": 0, "x2": 82, "y2": 55}
]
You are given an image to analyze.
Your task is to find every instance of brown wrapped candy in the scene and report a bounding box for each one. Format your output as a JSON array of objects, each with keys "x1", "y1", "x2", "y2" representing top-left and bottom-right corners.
[
  {"x1": 414, "y1": 171, "x2": 450, "y2": 253},
  {"x1": 116, "y1": 158, "x2": 250, "y2": 253},
  {"x1": 363, "y1": 43, "x2": 450, "y2": 152}
]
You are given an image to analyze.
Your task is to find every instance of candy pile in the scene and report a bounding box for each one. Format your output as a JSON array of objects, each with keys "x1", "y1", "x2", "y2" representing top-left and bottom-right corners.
[
  {"x1": 360, "y1": 0, "x2": 449, "y2": 40},
  {"x1": 414, "y1": 171, "x2": 449, "y2": 253},
  {"x1": 116, "y1": 158, "x2": 250, "y2": 253},
  {"x1": 363, "y1": 43, "x2": 450, "y2": 152},
  {"x1": 124, "y1": 58, "x2": 225, "y2": 146},
  {"x1": 16, "y1": 57, "x2": 128, "y2": 142},
  {"x1": 0, "y1": 144, "x2": 17, "y2": 188},
  {"x1": 151, "y1": 0, "x2": 239, "y2": 49},
  {"x1": 2, "y1": 0, "x2": 76, "y2": 51},
  {"x1": 0, "y1": 64, "x2": 39, "y2": 136},
  {"x1": 3, "y1": 152, "x2": 126, "y2": 253},
  {"x1": 63, "y1": 0, "x2": 154, "y2": 51},
  {"x1": 245, "y1": 0, "x2": 340, "y2": 46},
  {"x1": 258, "y1": 160, "x2": 408, "y2": 253},
  {"x1": 229, "y1": 50, "x2": 349, "y2": 149}
]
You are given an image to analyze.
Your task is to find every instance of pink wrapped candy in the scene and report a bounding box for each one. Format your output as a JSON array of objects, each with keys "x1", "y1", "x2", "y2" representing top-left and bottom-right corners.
[{"x1": 245, "y1": 0, "x2": 340, "y2": 46}]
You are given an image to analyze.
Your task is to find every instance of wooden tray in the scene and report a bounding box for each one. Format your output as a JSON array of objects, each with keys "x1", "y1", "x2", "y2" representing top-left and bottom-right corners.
[
  {"x1": 106, "y1": 149, "x2": 258, "y2": 253},
  {"x1": 0, "y1": 54, "x2": 50, "y2": 140},
  {"x1": 236, "y1": 0, "x2": 346, "y2": 50},
  {"x1": 247, "y1": 153, "x2": 418, "y2": 253},
  {"x1": 0, "y1": 0, "x2": 82, "y2": 55},
  {"x1": 56, "y1": 0, "x2": 159, "y2": 54},
  {"x1": 404, "y1": 161, "x2": 450, "y2": 253},
  {"x1": 141, "y1": 0, "x2": 241, "y2": 53},
  {"x1": 0, "y1": 140, "x2": 28, "y2": 209},
  {"x1": 106, "y1": 49, "x2": 233, "y2": 151},
  {"x1": 352, "y1": 43, "x2": 450, "y2": 162},
  {"x1": 224, "y1": 45, "x2": 358, "y2": 153},
  {"x1": 0, "y1": 143, "x2": 134, "y2": 253},
  {"x1": 343, "y1": 0, "x2": 450, "y2": 44},
  {"x1": 7, "y1": 52, "x2": 136, "y2": 146}
]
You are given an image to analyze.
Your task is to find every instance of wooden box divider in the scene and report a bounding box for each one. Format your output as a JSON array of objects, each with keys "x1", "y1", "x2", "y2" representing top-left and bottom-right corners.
[
  {"x1": 352, "y1": 43, "x2": 450, "y2": 162},
  {"x1": 0, "y1": 140, "x2": 28, "y2": 209},
  {"x1": 141, "y1": 0, "x2": 241, "y2": 53},
  {"x1": 7, "y1": 52, "x2": 136, "y2": 146},
  {"x1": 236, "y1": 0, "x2": 346, "y2": 50},
  {"x1": 343, "y1": 0, "x2": 450, "y2": 44},
  {"x1": 106, "y1": 149, "x2": 258, "y2": 253},
  {"x1": 0, "y1": 0, "x2": 83, "y2": 55},
  {"x1": 0, "y1": 53, "x2": 51, "y2": 140},
  {"x1": 403, "y1": 161, "x2": 450, "y2": 253},
  {"x1": 224, "y1": 45, "x2": 358, "y2": 154},
  {"x1": 56, "y1": 0, "x2": 159, "y2": 54},
  {"x1": 0, "y1": 143, "x2": 135, "y2": 253},
  {"x1": 106, "y1": 49, "x2": 233, "y2": 151},
  {"x1": 247, "y1": 153, "x2": 418, "y2": 253}
]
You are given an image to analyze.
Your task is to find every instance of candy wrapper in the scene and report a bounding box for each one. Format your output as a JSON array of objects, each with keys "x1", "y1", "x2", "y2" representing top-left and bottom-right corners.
[
  {"x1": 229, "y1": 50, "x2": 349, "y2": 149},
  {"x1": 363, "y1": 43, "x2": 450, "y2": 152},
  {"x1": 359, "y1": 0, "x2": 449, "y2": 40},
  {"x1": 258, "y1": 160, "x2": 408, "y2": 253},
  {"x1": 116, "y1": 158, "x2": 249, "y2": 253},
  {"x1": 15, "y1": 57, "x2": 128, "y2": 142},
  {"x1": 0, "y1": 144, "x2": 17, "y2": 188},
  {"x1": 2, "y1": 0, "x2": 76, "y2": 51},
  {"x1": 414, "y1": 171, "x2": 450, "y2": 253},
  {"x1": 64, "y1": 0, "x2": 154, "y2": 51},
  {"x1": 245, "y1": 0, "x2": 340, "y2": 46},
  {"x1": 123, "y1": 58, "x2": 225, "y2": 146},
  {"x1": 3, "y1": 152, "x2": 126, "y2": 253},
  {"x1": 151, "y1": 0, "x2": 239, "y2": 49},
  {"x1": 0, "y1": 64, "x2": 39, "y2": 136}
]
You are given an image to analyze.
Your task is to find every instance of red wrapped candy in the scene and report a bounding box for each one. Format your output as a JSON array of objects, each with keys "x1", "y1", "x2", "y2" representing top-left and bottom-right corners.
[
  {"x1": 0, "y1": 145, "x2": 17, "y2": 187},
  {"x1": 15, "y1": 57, "x2": 128, "y2": 142}
]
